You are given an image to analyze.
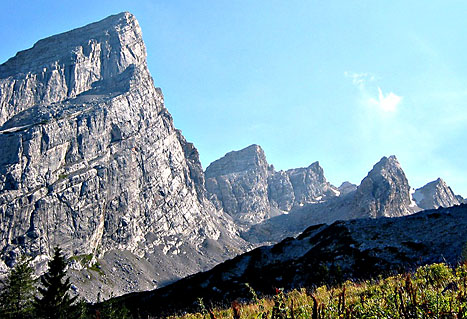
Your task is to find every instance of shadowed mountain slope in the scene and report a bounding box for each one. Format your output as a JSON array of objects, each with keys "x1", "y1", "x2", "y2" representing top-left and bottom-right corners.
[{"x1": 117, "y1": 204, "x2": 467, "y2": 317}]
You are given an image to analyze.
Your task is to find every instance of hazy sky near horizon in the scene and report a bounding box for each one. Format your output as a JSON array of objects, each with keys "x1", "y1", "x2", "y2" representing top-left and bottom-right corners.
[{"x1": 1, "y1": 1, "x2": 466, "y2": 195}]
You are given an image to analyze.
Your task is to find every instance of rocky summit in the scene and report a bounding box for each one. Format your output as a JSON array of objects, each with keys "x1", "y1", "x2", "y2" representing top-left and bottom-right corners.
[
  {"x1": 414, "y1": 178, "x2": 460, "y2": 210},
  {"x1": 244, "y1": 155, "x2": 421, "y2": 243},
  {"x1": 205, "y1": 144, "x2": 339, "y2": 227},
  {"x1": 0, "y1": 12, "x2": 246, "y2": 301}
]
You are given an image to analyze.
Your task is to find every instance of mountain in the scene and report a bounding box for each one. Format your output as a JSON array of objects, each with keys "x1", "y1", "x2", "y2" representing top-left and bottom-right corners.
[
  {"x1": 205, "y1": 144, "x2": 338, "y2": 227},
  {"x1": 1, "y1": 11, "x2": 464, "y2": 304},
  {"x1": 338, "y1": 181, "x2": 357, "y2": 195},
  {"x1": 457, "y1": 195, "x2": 467, "y2": 204},
  {"x1": 205, "y1": 145, "x2": 273, "y2": 226},
  {"x1": 349, "y1": 155, "x2": 418, "y2": 219},
  {"x1": 0, "y1": 12, "x2": 246, "y2": 300},
  {"x1": 116, "y1": 204, "x2": 467, "y2": 317},
  {"x1": 244, "y1": 155, "x2": 421, "y2": 243},
  {"x1": 413, "y1": 178, "x2": 460, "y2": 210}
]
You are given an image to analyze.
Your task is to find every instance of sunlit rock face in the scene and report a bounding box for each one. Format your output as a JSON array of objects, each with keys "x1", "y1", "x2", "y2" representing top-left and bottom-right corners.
[
  {"x1": 243, "y1": 155, "x2": 424, "y2": 244},
  {"x1": 413, "y1": 178, "x2": 460, "y2": 210},
  {"x1": 0, "y1": 12, "x2": 246, "y2": 301},
  {"x1": 205, "y1": 144, "x2": 338, "y2": 226},
  {"x1": 349, "y1": 155, "x2": 419, "y2": 219}
]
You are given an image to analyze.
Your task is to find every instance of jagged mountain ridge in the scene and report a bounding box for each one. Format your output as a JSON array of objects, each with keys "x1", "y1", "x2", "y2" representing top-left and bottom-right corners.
[
  {"x1": 116, "y1": 204, "x2": 467, "y2": 317},
  {"x1": 218, "y1": 152, "x2": 461, "y2": 244},
  {"x1": 243, "y1": 155, "x2": 420, "y2": 243},
  {"x1": 205, "y1": 144, "x2": 339, "y2": 226},
  {"x1": 0, "y1": 11, "x2": 464, "y2": 304},
  {"x1": 0, "y1": 12, "x2": 247, "y2": 301},
  {"x1": 0, "y1": 13, "x2": 146, "y2": 126}
]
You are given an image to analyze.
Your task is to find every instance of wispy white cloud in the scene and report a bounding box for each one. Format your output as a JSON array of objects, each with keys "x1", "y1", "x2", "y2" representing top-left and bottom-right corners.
[
  {"x1": 368, "y1": 87, "x2": 402, "y2": 113},
  {"x1": 344, "y1": 71, "x2": 376, "y2": 89},
  {"x1": 345, "y1": 71, "x2": 402, "y2": 113}
]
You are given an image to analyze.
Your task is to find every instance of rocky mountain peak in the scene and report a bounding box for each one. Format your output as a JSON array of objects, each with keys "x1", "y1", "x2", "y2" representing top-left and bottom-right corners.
[
  {"x1": 204, "y1": 145, "x2": 271, "y2": 225},
  {"x1": 414, "y1": 178, "x2": 460, "y2": 210},
  {"x1": 352, "y1": 155, "x2": 418, "y2": 218},
  {"x1": 370, "y1": 155, "x2": 401, "y2": 175},
  {"x1": 0, "y1": 12, "x2": 246, "y2": 300},
  {"x1": 205, "y1": 144, "x2": 268, "y2": 178},
  {"x1": 338, "y1": 181, "x2": 357, "y2": 195},
  {"x1": 285, "y1": 161, "x2": 339, "y2": 205},
  {"x1": 205, "y1": 145, "x2": 339, "y2": 226},
  {"x1": 0, "y1": 12, "x2": 146, "y2": 126}
]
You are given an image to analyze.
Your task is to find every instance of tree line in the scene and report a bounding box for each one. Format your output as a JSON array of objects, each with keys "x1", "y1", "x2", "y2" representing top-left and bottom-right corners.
[{"x1": 0, "y1": 247, "x2": 130, "y2": 319}]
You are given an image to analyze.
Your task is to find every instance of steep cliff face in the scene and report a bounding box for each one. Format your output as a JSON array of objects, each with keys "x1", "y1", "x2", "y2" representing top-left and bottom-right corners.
[
  {"x1": 349, "y1": 155, "x2": 418, "y2": 218},
  {"x1": 0, "y1": 12, "x2": 245, "y2": 300},
  {"x1": 285, "y1": 162, "x2": 340, "y2": 205},
  {"x1": 205, "y1": 145, "x2": 338, "y2": 226},
  {"x1": 413, "y1": 178, "x2": 460, "y2": 210},
  {"x1": 205, "y1": 145, "x2": 272, "y2": 225},
  {"x1": 0, "y1": 13, "x2": 146, "y2": 126}
]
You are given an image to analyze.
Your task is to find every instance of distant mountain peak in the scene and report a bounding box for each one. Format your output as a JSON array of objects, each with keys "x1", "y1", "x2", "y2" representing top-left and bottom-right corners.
[
  {"x1": 205, "y1": 144, "x2": 337, "y2": 225},
  {"x1": 352, "y1": 155, "x2": 417, "y2": 218},
  {"x1": 338, "y1": 181, "x2": 357, "y2": 195},
  {"x1": 372, "y1": 155, "x2": 401, "y2": 171},
  {"x1": 414, "y1": 178, "x2": 460, "y2": 210},
  {"x1": 205, "y1": 144, "x2": 268, "y2": 178}
]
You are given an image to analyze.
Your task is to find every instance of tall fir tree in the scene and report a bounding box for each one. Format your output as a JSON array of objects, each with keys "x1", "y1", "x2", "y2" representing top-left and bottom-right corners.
[
  {"x1": 33, "y1": 246, "x2": 78, "y2": 319},
  {"x1": 0, "y1": 256, "x2": 36, "y2": 319}
]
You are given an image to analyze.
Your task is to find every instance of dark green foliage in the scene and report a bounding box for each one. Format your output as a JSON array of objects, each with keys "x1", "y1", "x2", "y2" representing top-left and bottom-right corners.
[
  {"x1": 0, "y1": 256, "x2": 36, "y2": 319},
  {"x1": 96, "y1": 299, "x2": 132, "y2": 319},
  {"x1": 33, "y1": 246, "x2": 78, "y2": 319}
]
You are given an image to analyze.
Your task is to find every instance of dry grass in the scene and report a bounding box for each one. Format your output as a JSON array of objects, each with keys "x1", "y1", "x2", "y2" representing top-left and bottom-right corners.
[{"x1": 168, "y1": 263, "x2": 467, "y2": 319}]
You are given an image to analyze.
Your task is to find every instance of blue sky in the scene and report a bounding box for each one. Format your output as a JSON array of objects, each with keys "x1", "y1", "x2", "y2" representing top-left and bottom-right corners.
[{"x1": 1, "y1": 1, "x2": 466, "y2": 196}]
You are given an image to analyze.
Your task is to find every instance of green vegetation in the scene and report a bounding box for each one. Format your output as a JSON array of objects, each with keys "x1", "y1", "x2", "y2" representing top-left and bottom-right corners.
[
  {"x1": 34, "y1": 247, "x2": 79, "y2": 318},
  {"x1": 70, "y1": 253, "x2": 104, "y2": 276},
  {"x1": 70, "y1": 254, "x2": 94, "y2": 267},
  {"x1": 170, "y1": 263, "x2": 467, "y2": 319},
  {"x1": 3, "y1": 254, "x2": 467, "y2": 318},
  {"x1": 88, "y1": 261, "x2": 104, "y2": 276},
  {"x1": 0, "y1": 257, "x2": 36, "y2": 319}
]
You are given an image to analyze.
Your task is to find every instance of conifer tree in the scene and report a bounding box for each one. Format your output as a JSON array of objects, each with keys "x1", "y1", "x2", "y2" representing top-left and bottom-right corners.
[
  {"x1": 0, "y1": 256, "x2": 36, "y2": 319},
  {"x1": 33, "y1": 246, "x2": 77, "y2": 319}
]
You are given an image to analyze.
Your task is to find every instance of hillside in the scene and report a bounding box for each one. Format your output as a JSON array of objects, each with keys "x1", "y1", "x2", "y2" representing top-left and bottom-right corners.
[{"x1": 115, "y1": 204, "x2": 467, "y2": 317}]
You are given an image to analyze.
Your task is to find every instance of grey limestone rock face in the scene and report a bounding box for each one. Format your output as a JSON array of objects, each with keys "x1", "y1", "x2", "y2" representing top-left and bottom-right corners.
[
  {"x1": 0, "y1": 12, "x2": 245, "y2": 300},
  {"x1": 0, "y1": 13, "x2": 146, "y2": 127},
  {"x1": 205, "y1": 145, "x2": 272, "y2": 225},
  {"x1": 244, "y1": 155, "x2": 423, "y2": 244},
  {"x1": 267, "y1": 170, "x2": 295, "y2": 211},
  {"x1": 285, "y1": 162, "x2": 340, "y2": 205},
  {"x1": 414, "y1": 178, "x2": 460, "y2": 210},
  {"x1": 338, "y1": 181, "x2": 357, "y2": 195},
  {"x1": 350, "y1": 155, "x2": 419, "y2": 218},
  {"x1": 205, "y1": 145, "x2": 338, "y2": 226}
]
